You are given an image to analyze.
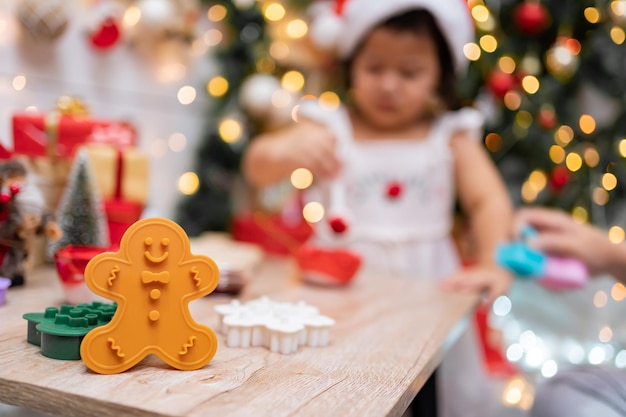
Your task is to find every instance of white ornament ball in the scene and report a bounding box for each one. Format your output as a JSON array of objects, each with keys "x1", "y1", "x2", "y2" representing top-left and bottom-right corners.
[
  {"x1": 16, "y1": 0, "x2": 68, "y2": 41},
  {"x1": 137, "y1": 0, "x2": 176, "y2": 29},
  {"x1": 239, "y1": 74, "x2": 282, "y2": 118},
  {"x1": 309, "y1": 12, "x2": 343, "y2": 51},
  {"x1": 232, "y1": 0, "x2": 256, "y2": 9}
]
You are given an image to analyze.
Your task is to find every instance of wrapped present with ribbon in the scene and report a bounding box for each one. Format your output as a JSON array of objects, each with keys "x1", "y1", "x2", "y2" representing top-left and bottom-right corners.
[
  {"x1": 12, "y1": 96, "x2": 136, "y2": 159},
  {"x1": 11, "y1": 96, "x2": 137, "y2": 209},
  {"x1": 84, "y1": 143, "x2": 149, "y2": 245}
]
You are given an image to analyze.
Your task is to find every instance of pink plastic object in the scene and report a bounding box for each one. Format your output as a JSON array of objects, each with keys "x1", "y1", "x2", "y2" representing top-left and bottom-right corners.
[
  {"x1": 0, "y1": 277, "x2": 10, "y2": 305},
  {"x1": 539, "y1": 257, "x2": 589, "y2": 290}
]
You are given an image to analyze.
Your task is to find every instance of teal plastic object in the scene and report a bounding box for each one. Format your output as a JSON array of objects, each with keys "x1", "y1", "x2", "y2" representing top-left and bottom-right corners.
[
  {"x1": 23, "y1": 302, "x2": 117, "y2": 360},
  {"x1": 496, "y1": 226, "x2": 589, "y2": 290},
  {"x1": 495, "y1": 241, "x2": 547, "y2": 278}
]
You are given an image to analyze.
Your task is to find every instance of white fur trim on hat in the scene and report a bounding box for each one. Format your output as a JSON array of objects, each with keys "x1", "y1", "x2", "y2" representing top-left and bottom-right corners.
[
  {"x1": 309, "y1": 0, "x2": 474, "y2": 74},
  {"x1": 309, "y1": 9, "x2": 344, "y2": 50}
]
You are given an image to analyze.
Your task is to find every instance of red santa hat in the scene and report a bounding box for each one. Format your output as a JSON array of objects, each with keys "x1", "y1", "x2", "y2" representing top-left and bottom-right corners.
[{"x1": 309, "y1": 0, "x2": 474, "y2": 74}]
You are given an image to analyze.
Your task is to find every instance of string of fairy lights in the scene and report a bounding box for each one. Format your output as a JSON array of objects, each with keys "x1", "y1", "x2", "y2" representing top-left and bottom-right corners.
[{"x1": 463, "y1": 0, "x2": 626, "y2": 244}]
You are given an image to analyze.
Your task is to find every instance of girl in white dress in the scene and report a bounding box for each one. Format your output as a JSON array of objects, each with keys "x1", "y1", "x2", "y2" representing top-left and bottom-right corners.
[{"x1": 243, "y1": 1, "x2": 513, "y2": 416}]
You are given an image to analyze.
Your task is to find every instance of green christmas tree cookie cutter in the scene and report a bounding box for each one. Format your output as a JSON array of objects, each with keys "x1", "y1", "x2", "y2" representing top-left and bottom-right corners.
[{"x1": 23, "y1": 302, "x2": 117, "y2": 360}]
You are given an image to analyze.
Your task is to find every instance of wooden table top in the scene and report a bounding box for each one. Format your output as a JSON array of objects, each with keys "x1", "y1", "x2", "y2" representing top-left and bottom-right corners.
[{"x1": 0, "y1": 257, "x2": 478, "y2": 417}]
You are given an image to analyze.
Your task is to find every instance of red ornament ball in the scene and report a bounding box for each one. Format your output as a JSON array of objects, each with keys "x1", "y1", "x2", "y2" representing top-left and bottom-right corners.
[
  {"x1": 328, "y1": 216, "x2": 348, "y2": 234},
  {"x1": 90, "y1": 17, "x2": 121, "y2": 50},
  {"x1": 9, "y1": 184, "x2": 20, "y2": 195},
  {"x1": 538, "y1": 108, "x2": 557, "y2": 130},
  {"x1": 385, "y1": 181, "x2": 403, "y2": 199},
  {"x1": 550, "y1": 166, "x2": 570, "y2": 190},
  {"x1": 486, "y1": 70, "x2": 517, "y2": 99},
  {"x1": 0, "y1": 193, "x2": 11, "y2": 204},
  {"x1": 514, "y1": 2, "x2": 550, "y2": 36}
]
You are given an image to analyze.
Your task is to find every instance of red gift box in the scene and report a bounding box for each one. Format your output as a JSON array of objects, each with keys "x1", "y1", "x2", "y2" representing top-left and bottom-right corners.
[
  {"x1": 104, "y1": 199, "x2": 144, "y2": 246},
  {"x1": 12, "y1": 113, "x2": 135, "y2": 159},
  {"x1": 10, "y1": 98, "x2": 137, "y2": 210},
  {"x1": 84, "y1": 145, "x2": 148, "y2": 245}
]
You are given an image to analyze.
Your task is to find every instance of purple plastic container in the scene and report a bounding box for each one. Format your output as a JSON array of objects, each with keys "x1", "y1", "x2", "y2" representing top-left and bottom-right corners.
[{"x1": 0, "y1": 277, "x2": 11, "y2": 306}]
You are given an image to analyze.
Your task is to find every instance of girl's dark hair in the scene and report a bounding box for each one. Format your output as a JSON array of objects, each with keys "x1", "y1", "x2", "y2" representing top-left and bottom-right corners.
[{"x1": 344, "y1": 9, "x2": 460, "y2": 111}]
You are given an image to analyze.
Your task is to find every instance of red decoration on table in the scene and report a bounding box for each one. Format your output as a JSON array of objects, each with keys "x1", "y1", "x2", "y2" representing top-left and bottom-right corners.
[
  {"x1": 54, "y1": 245, "x2": 115, "y2": 304},
  {"x1": 89, "y1": 17, "x2": 121, "y2": 50},
  {"x1": 295, "y1": 245, "x2": 361, "y2": 286},
  {"x1": 474, "y1": 304, "x2": 519, "y2": 376},
  {"x1": 385, "y1": 181, "x2": 403, "y2": 199},
  {"x1": 233, "y1": 212, "x2": 361, "y2": 285},
  {"x1": 328, "y1": 216, "x2": 348, "y2": 234},
  {"x1": 513, "y1": 1, "x2": 550, "y2": 36},
  {"x1": 231, "y1": 213, "x2": 313, "y2": 255}
]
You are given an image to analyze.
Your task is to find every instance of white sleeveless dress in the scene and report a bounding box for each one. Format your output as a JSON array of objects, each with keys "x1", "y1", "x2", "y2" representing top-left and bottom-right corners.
[{"x1": 300, "y1": 102, "x2": 498, "y2": 417}]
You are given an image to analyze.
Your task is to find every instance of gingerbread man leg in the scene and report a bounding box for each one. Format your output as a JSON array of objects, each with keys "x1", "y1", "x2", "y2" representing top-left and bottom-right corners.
[
  {"x1": 80, "y1": 324, "x2": 146, "y2": 374},
  {"x1": 156, "y1": 325, "x2": 218, "y2": 371}
]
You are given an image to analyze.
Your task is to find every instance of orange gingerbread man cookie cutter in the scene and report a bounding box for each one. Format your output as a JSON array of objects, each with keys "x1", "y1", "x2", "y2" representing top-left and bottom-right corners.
[{"x1": 80, "y1": 217, "x2": 219, "y2": 374}]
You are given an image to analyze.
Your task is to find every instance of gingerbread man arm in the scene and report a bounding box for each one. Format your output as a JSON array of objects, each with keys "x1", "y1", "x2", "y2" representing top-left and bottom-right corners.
[
  {"x1": 84, "y1": 252, "x2": 132, "y2": 301},
  {"x1": 179, "y1": 255, "x2": 219, "y2": 297}
]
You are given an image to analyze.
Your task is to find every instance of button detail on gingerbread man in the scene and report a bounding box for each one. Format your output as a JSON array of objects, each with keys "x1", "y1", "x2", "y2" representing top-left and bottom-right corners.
[{"x1": 80, "y1": 217, "x2": 220, "y2": 374}]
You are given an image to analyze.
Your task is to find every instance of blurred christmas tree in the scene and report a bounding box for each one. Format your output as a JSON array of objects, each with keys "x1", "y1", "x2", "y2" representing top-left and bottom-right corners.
[
  {"x1": 176, "y1": 0, "x2": 335, "y2": 235},
  {"x1": 51, "y1": 149, "x2": 109, "y2": 254},
  {"x1": 462, "y1": 0, "x2": 626, "y2": 230}
]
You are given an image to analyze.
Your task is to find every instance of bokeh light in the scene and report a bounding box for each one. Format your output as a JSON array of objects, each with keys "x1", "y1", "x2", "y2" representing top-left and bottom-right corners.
[{"x1": 178, "y1": 172, "x2": 199, "y2": 195}]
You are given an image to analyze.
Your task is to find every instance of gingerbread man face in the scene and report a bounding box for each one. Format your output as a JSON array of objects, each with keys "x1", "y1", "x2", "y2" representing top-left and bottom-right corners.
[{"x1": 80, "y1": 218, "x2": 219, "y2": 374}]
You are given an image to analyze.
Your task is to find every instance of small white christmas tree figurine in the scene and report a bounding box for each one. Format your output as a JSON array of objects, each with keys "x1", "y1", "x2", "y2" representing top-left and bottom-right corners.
[{"x1": 50, "y1": 148, "x2": 109, "y2": 255}]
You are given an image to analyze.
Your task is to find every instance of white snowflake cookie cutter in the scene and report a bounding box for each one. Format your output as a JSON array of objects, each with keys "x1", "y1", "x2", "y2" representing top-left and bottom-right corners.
[{"x1": 214, "y1": 296, "x2": 335, "y2": 354}]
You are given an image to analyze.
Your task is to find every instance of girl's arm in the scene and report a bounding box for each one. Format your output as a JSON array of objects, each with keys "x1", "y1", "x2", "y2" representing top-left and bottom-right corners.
[
  {"x1": 441, "y1": 130, "x2": 514, "y2": 303},
  {"x1": 242, "y1": 120, "x2": 340, "y2": 188},
  {"x1": 451, "y1": 130, "x2": 513, "y2": 266}
]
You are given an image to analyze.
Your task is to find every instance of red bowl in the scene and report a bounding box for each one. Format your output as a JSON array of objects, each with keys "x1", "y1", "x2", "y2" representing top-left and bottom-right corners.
[
  {"x1": 295, "y1": 245, "x2": 362, "y2": 286},
  {"x1": 54, "y1": 245, "x2": 114, "y2": 287},
  {"x1": 231, "y1": 213, "x2": 313, "y2": 255}
]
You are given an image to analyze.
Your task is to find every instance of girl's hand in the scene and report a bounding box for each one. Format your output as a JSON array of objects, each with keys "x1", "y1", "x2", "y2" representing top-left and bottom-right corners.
[
  {"x1": 515, "y1": 207, "x2": 615, "y2": 277},
  {"x1": 275, "y1": 119, "x2": 341, "y2": 179},
  {"x1": 439, "y1": 264, "x2": 513, "y2": 305}
]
